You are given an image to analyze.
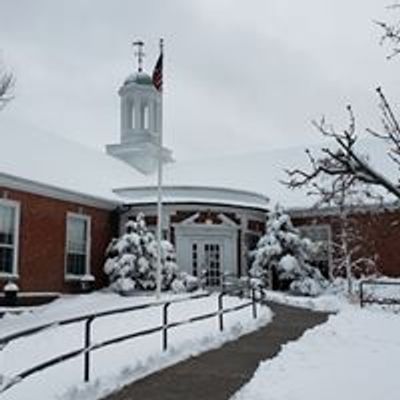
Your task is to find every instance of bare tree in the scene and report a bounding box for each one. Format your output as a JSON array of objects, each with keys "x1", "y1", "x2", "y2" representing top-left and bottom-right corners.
[
  {"x1": 286, "y1": 89, "x2": 400, "y2": 202},
  {"x1": 0, "y1": 69, "x2": 14, "y2": 110},
  {"x1": 285, "y1": 136, "x2": 378, "y2": 294},
  {"x1": 286, "y1": 3, "x2": 400, "y2": 202},
  {"x1": 324, "y1": 177, "x2": 377, "y2": 295},
  {"x1": 282, "y1": 7, "x2": 400, "y2": 293},
  {"x1": 281, "y1": 5, "x2": 400, "y2": 293}
]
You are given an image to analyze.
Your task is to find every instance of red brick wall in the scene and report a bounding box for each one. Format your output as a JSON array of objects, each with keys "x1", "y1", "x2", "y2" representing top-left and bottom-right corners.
[
  {"x1": 292, "y1": 209, "x2": 400, "y2": 277},
  {"x1": 0, "y1": 187, "x2": 117, "y2": 293},
  {"x1": 247, "y1": 219, "x2": 265, "y2": 234}
]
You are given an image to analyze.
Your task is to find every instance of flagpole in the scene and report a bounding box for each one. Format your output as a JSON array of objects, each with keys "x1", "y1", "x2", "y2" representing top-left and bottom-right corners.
[{"x1": 156, "y1": 38, "x2": 164, "y2": 300}]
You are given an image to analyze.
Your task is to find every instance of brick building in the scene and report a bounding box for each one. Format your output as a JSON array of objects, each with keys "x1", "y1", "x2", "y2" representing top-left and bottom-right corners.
[
  {"x1": 291, "y1": 205, "x2": 400, "y2": 279},
  {"x1": 1, "y1": 61, "x2": 399, "y2": 297},
  {"x1": 0, "y1": 65, "x2": 269, "y2": 295}
]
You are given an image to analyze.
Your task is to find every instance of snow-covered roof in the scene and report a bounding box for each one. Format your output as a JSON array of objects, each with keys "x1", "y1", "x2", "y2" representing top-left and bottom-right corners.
[
  {"x1": 0, "y1": 121, "x2": 270, "y2": 210},
  {"x1": 118, "y1": 138, "x2": 397, "y2": 210},
  {"x1": 0, "y1": 120, "x2": 395, "y2": 211},
  {"x1": 0, "y1": 120, "x2": 146, "y2": 206},
  {"x1": 154, "y1": 150, "x2": 306, "y2": 208},
  {"x1": 115, "y1": 185, "x2": 270, "y2": 210}
]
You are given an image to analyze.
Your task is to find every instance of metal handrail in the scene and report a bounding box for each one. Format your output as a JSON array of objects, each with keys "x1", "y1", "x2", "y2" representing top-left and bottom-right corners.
[
  {"x1": 359, "y1": 280, "x2": 400, "y2": 308},
  {"x1": 0, "y1": 292, "x2": 210, "y2": 347},
  {"x1": 0, "y1": 289, "x2": 261, "y2": 394}
]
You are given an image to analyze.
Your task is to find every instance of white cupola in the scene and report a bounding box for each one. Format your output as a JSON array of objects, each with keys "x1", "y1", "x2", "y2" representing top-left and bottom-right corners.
[{"x1": 106, "y1": 41, "x2": 173, "y2": 174}]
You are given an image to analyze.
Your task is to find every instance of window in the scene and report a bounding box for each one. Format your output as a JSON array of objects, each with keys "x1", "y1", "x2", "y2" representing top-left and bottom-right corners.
[
  {"x1": 65, "y1": 213, "x2": 90, "y2": 277},
  {"x1": 130, "y1": 102, "x2": 136, "y2": 129},
  {"x1": 299, "y1": 224, "x2": 331, "y2": 278},
  {"x1": 0, "y1": 200, "x2": 19, "y2": 276},
  {"x1": 143, "y1": 104, "x2": 150, "y2": 130},
  {"x1": 204, "y1": 243, "x2": 221, "y2": 286},
  {"x1": 153, "y1": 101, "x2": 159, "y2": 132}
]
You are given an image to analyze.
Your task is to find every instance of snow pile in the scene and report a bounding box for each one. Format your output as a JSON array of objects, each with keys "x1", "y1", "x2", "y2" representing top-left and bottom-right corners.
[
  {"x1": 0, "y1": 292, "x2": 272, "y2": 400},
  {"x1": 250, "y1": 205, "x2": 328, "y2": 296},
  {"x1": 260, "y1": 276, "x2": 400, "y2": 313},
  {"x1": 262, "y1": 288, "x2": 351, "y2": 312},
  {"x1": 232, "y1": 306, "x2": 400, "y2": 400},
  {"x1": 3, "y1": 282, "x2": 19, "y2": 293},
  {"x1": 359, "y1": 276, "x2": 400, "y2": 304},
  {"x1": 104, "y1": 213, "x2": 197, "y2": 293}
]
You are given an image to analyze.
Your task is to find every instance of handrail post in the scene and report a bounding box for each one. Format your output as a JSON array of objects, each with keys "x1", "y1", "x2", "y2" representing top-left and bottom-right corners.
[
  {"x1": 252, "y1": 289, "x2": 257, "y2": 319},
  {"x1": 360, "y1": 281, "x2": 364, "y2": 308},
  {"x1": 0, "y1": 342, "x2": 6, "y2": 390},
  {"x1": 218, "y1": 292, "x2": 224, "y2": 332},
  {"x1": 162, "y1": 303, "x2": 170, "y2": 351},
  {"x1": 84, "y1": 316, "x2": 95, "y2": 382}
]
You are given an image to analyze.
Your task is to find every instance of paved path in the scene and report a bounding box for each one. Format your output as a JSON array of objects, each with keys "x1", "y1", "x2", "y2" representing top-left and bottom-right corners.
[{"x1": 103, "y1": 302, "x2": 330, "y2": 400}]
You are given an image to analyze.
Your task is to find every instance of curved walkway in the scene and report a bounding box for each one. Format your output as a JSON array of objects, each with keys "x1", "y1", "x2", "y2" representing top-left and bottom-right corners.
[{"x1": 103, "y1": 302, "x2": 330, "y2": 400}]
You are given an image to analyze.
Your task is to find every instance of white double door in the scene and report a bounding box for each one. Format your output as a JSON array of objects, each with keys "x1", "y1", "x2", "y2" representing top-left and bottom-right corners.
[{"x1": 192, "y1": 240, "x2": 224, "y2": 287}]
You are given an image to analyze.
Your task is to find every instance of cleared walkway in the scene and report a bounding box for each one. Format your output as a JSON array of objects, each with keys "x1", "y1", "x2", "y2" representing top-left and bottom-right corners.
[{"x1": 103, "y1": 302, "x2": 330, "y2": 400}]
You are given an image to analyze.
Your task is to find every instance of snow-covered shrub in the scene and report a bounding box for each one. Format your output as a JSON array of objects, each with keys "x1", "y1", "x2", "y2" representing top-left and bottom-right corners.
[
  {"x1": 104, "y1": 213, "x2": 197, "y2": 294},
  {"x1": 250, "y1": 205, "x2": 328, "y2": 296}
]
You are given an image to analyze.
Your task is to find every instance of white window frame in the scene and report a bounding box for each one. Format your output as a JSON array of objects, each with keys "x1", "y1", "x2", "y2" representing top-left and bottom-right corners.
[
  {"x1": 65, "y1": 212, "x2": 91, "y2": 280},
  {"x1": 0, "y1": 198, "x2": 20, "y2": 278}
]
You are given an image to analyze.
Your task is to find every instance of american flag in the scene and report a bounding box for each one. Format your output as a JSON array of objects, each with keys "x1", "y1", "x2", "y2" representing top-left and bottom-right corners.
[{"x1": 152, "y1": 53, "x2": 163, "y2": 92}]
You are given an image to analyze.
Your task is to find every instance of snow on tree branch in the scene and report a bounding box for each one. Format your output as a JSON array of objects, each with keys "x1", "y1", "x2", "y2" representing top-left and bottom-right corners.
[
  {"x1": 249, "y1": 205, "x2": 328, "y2": 296},
  {"x1": 104, "y1": 213, "x2": 198, "y2": 294},
  {"x1": 0, "y1": 69, "x2": 14, "y2": 111},
  {"x1": 367, "y1": 87, "x2": 400, "y2": 167},
  {"x1": 376, "y1": 3, "x2": 400, "y2": 59},
  {"x1": 284, "y1": 96, "x2": 400, "y2": 201},
  {"x1": 283, "y1": 102, "x2": 385, "y2": 293}
]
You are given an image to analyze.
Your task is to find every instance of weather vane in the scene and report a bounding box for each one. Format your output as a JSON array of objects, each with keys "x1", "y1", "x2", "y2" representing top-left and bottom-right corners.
[{"x1": 132, "y1": 40, "x2": 145, "y2": 72}]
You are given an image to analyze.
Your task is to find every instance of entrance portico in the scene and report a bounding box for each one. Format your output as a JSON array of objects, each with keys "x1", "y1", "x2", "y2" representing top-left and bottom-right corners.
[{"x1": 173, "y1": 212, "x2": 239, "y2": 287}]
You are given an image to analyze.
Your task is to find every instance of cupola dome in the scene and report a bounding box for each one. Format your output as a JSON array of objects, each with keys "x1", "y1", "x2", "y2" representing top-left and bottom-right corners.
[{"x1": 124, "y1": 71, "x2": 153, "y2": 86}]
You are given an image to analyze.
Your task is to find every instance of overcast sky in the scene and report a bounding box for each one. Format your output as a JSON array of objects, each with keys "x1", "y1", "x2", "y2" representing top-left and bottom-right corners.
[{"x1": 0, "y1": 0, "x2": 398, "y2": 160}]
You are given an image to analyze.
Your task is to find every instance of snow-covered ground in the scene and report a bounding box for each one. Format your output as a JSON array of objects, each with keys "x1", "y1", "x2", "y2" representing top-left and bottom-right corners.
[
  {"x1": 0, "y1": 291, "x2": 272, "y2": 400},
  {"x1": 263, "y1": 276, "x2": 400, "y2": 312},
  {"x1": 233, "y1": 280, "x2": 400, "y2": 400},
  {"x1": 262, "y1": 287, "x2": 351, "y2": 312},
  {"x1": 232, "y1": 306, "x2": 400, "y2": 400}
]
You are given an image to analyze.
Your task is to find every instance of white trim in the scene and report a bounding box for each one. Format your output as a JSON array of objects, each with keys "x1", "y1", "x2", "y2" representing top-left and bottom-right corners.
[
  {"x1": 0, "y1": 273, "x2": 19, "y2": 280},
  {"x1": 179, "y1": 212, "x2": 200, "y2": 226},
  {"x1": 0, "y1": 291, "x2": 60, "y2": 297},
  {"x1": 175, "y1": 212, "x2": 239, "y2": 229},
  {"x1": 65, "y1": 212, "x2": 91, "y2": 279},
  {"x1": 289, "y1": 201, "x2": 400, "y2": 219},
  {"x1": 0, "y1": 172, "x2": 119, "y2": 210},
  {"x1": 114, "y1": 185, "x2": 270, "y2": 211},
  {"x1": 174, "y1": 217, "x2": 238, "y2": 279},
  {"x1": 217, "y1": 213, "x2": 240, "y2": 227},
  {"x1": 0, "y1": 198, "x2": 20, "y2": 278}
]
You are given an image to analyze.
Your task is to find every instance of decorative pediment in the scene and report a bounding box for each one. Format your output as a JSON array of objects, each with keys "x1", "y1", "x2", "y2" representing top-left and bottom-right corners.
[{"x1": 177, "y1": 211, "x2": 239, "y2": 228}]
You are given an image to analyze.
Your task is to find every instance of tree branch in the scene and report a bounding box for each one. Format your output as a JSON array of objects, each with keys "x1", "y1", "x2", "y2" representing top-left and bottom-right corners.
[
  {"x1": 284, "y1": 97, "x2": 400, "y2": 202},
  {"x1": 0, "y1": 71, "x2": 15, "y2": 110}
]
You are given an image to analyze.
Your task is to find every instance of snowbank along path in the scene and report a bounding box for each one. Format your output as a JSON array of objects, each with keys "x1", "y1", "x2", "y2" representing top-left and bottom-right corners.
[
  {"x1": 0, "y1": 292, "x2": 271, "y2": 400},
  {"x1": 103, "y1": 301, "x2": 330, "y2": 400},
  {"x1": 232, "y1": 305, "x2": 400, "y2": 400}
]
